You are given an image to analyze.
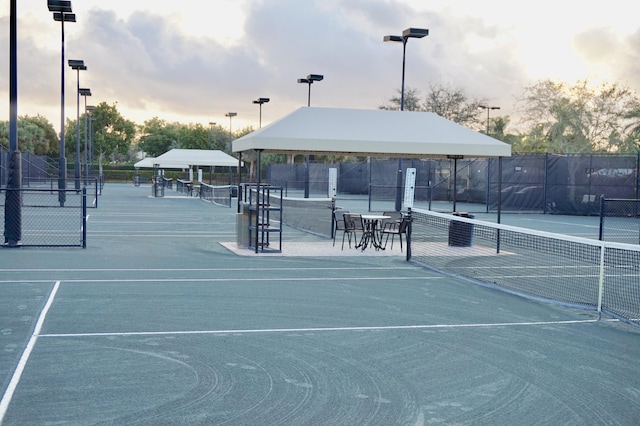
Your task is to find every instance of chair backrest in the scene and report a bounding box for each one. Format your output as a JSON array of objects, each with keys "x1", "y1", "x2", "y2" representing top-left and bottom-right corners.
[
  {"x1": 382, "y1": 211, "x2": 402, "y2": 226},
  {"x1": 343, "y1": 213, "x2": 354, "y2": 231},
  {"x1": 334, "y1": 210, "x2": 349, "y2": 230},
  {"x1": 345, "y1": 213, "x2": 364, "y2": 231},
  {"x1": 383, "y1": 211, "x2": 402, "y2": 220}
]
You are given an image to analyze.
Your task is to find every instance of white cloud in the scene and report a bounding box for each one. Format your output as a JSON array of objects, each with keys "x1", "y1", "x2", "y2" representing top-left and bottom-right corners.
[{"x1": 2, "y1": 0, "x2": 639, "y2": 133}]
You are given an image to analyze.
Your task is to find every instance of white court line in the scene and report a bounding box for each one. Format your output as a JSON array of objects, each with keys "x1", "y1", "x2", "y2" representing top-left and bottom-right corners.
[
  {"x1": 519, "y1": 218, "x2": 600, "y2": 229},
  {"x1": 40, "y1": 318, "x2": 614, "y2": 339},
  {"x1": 0, "y1": 281, "x2": 60, "y2": 424},
  {"x1": 0, "y1": 266, "x2": 420, "y2": 273},
  {"x1": 0, "y1": 276, "x2": 444, "y2": 284}
]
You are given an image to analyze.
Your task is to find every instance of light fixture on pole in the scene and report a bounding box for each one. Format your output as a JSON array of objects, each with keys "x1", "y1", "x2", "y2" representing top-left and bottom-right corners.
[
  {"x1": 79, "y1": 88, "x2": 91, "y2": 184},
  {"x1": 478, "y1": 105, "x2": 500, "y2": 135},
  {"x1": 253, "y1": 98, "x2": 270, "y2": 128},
  {"x1": 297, "y1": 74, "x2": 323, "y2": 107},
  {"x1": 384, "y1": 27, "x2": 428, "y2": 211},
  {"x1": 297, "y1": 74, "x2": 323, "y2": 198},
  {"x1": 49, "y1": 0, "x2": 75, "y2": 205},
  {"x1": 69, "y1": 59, "x2": 86, "y2": 190}
]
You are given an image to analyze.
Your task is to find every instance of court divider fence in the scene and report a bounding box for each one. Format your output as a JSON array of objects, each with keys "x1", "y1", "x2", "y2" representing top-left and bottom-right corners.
[
  {"x1": 599, "y1": 197, "x2": 640, "y2": 245},
  {"x1": 1, "y1": 187, "x2": 87, "y2": 248}
]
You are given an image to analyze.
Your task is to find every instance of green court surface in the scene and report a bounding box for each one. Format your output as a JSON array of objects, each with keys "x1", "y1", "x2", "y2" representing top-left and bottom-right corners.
[{"x1": 1, "y1": 183, "x2": 639, "y2": 425}]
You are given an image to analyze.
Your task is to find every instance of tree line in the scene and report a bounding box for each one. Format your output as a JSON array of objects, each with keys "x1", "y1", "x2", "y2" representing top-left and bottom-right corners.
[
  {"x1": 380, "y1": 79, "x2": 640, "y2": 154},
  {"x1": 3, "y1": 78, "x2": 640, "y2": 163}
]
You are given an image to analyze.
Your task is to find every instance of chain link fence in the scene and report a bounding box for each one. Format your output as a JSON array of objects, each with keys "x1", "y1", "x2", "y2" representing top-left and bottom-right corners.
[
  {"x1": 2, "y1": 188, "x2": 87, "y2": 248},
  {"x1": 599, "y1": 197, "x2": 640, "y2": 245}
]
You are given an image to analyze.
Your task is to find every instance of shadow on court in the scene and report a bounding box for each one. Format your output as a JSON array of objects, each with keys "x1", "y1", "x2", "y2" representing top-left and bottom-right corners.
[{"x1": 1, "y1": 183, "x2": 639, "y2": 425}]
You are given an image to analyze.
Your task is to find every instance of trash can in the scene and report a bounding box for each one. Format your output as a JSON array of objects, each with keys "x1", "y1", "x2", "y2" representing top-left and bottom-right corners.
[
  {"x1": 153, "y1": 176, "x2": 165, "y2": 197},
  {"x1": 448, "y1": 212, "x2": 474, "y2": 246},
  {"x1": 236, "y1": 202, "x2": 250, "y2": 248}
]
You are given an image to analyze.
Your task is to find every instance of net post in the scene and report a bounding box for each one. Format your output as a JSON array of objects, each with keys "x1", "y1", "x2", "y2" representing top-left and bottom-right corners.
[
  {"x1": 405, "y1": 208, "x2": 412, "y2": 261},
  {"x1": 599, "y1": 195, "x2": 605, "y2": 241},
  {"x1": 597, "y1": 242, "x2": 605, "y2": 319},
  {"x1": 496, "y1": 156, "x2": 503, "y2": 253},
  {"x1": 330, "y1": 199, "x2": 336, "y2": 239}
]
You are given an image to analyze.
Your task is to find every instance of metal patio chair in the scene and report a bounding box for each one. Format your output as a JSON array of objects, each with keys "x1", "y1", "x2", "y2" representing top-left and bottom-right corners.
[
  {"x1": 381, "y1": 216, "x2": 410, "y2": 251},
  {"x1": 332, "y1": 209, "x2": 349, "y2": 246},
  {"x1": 342, "y1": 213, "x2": 363, "y2": 250}
]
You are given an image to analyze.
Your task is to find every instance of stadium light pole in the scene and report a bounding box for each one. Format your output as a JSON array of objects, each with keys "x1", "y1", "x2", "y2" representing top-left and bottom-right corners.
[
  {"x1": 253, "y1": 98, "x2": 270, "y2": 128},
  {"x1": 87, "y1": 110, "x2": 95, "y2": 177},
  {"x1": 79, "y1": 88, "x2": 91, "y2": 184},
  {"x1": 384, "y1": 27, "x2": 429, "y2": 211},
  {"x1": 208, "y1": 122, "x2": 216, "y2": 150},
  {"x1": 225, "y1": 112, "x2": 237, "y2": 152},
  {"x1": 69, "y1": 59, "x2": 87, "y2": 190},
  {"x1": 225, "y1": 112, "x2": 237, "y2": 186},
  {"x1": 208, "y1": 122, "x2": 216, "y2": 184},
  {"x1": 298, "y1": 74, "x2": 323, "y2": 198},
  {"x1": 478, "y1": 105, "x2": 500, "y2": 135},
  {"x1": 5, "y1": 0, "x2": 21, "y2": 247},
  {"x1": 297, "y1": 74, "x2": 323, "y2": 107},
  {"x1": 49, "y1": 0, "x2": 76, "y2": 206}
]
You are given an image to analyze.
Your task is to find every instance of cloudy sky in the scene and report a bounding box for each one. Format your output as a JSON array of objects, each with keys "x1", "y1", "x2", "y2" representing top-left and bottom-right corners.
[{"x1": 2, "y1": 0, "x2": 639, "y2": 133}]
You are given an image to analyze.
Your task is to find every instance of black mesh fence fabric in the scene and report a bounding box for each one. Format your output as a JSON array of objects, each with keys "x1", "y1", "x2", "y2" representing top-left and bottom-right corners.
[{"x1": 264, "y1": 153, "x2": 640, "y2": 216}]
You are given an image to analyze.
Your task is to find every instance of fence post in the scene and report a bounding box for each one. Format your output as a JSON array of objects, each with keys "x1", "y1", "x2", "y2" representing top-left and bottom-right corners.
[
  {"x1": 82, "y1": 186, "x2": 87, "y2": 248},
  {"x1": 636, "y1": 152, "x2": 640, "y2": 200}
]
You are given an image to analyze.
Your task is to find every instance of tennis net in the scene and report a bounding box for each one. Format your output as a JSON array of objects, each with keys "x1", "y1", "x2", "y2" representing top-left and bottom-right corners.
[
  {"x1": 268, "y1": 193, "x2": 334, "y2": 238},
  {"x1": 409, "y1": 209, "x2": 640, "y2": 325},
  {"x1": 200, "y1": 183, "x2": 232, "y2": 207}
]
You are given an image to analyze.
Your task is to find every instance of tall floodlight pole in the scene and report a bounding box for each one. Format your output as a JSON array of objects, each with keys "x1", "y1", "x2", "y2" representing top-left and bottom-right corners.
[
  {"x1": 5, "y1": 0, "x2": 21, "y2": 247},
  {"x1": 225, "y1": 112, "x2": 237, "y2": 153},
  {"x1": 79, "y1": 88, "x2": 91, "y2": 184},
  {"x1": 253, "y1": 98, "x2": 270, "y2": 128},
  {"x1": 88, "y1": 113, "x2": 95, "y2": 176},
  {"x1": 478, "y1": 105, "x2": 500, "y2": 135},
  {"x1": 297, "y1": 74, "x2": 323, "y2": 107},
  {"x1": 384, "y1": 27, "x2": 429, "y2": 211},
  {"x1": 69, "y1": 59, "x2": 86, "y2": 190},
  {"x1": 208, "y1": 122, "x2": 216, "y2": 150},
  {"x1": 225, "y1": 112, "x2": 237, "y2": 186},
  {"x1": 297, "y1": 74, "x2": 323, "y2": 198},
  {"x1": 49, "y1": 0, "x2": 76, "y2": 206},
  {"x1": 208, "y1": 122, "x2": 216, "y2": 184}
]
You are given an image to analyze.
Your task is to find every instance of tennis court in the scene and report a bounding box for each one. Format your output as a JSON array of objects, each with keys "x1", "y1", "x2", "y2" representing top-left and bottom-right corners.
[{"x1": 1, "y1": 183, "x2": 640, "y2": 425}]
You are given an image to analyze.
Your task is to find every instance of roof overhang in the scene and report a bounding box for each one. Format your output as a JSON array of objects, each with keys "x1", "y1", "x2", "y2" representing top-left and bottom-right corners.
[
  {"x1": 137, "y1": 149, "x2": 243, "y2": 168},
  {"x1": 232, "y1": 107, "x2": 511, "y2": 159}
]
